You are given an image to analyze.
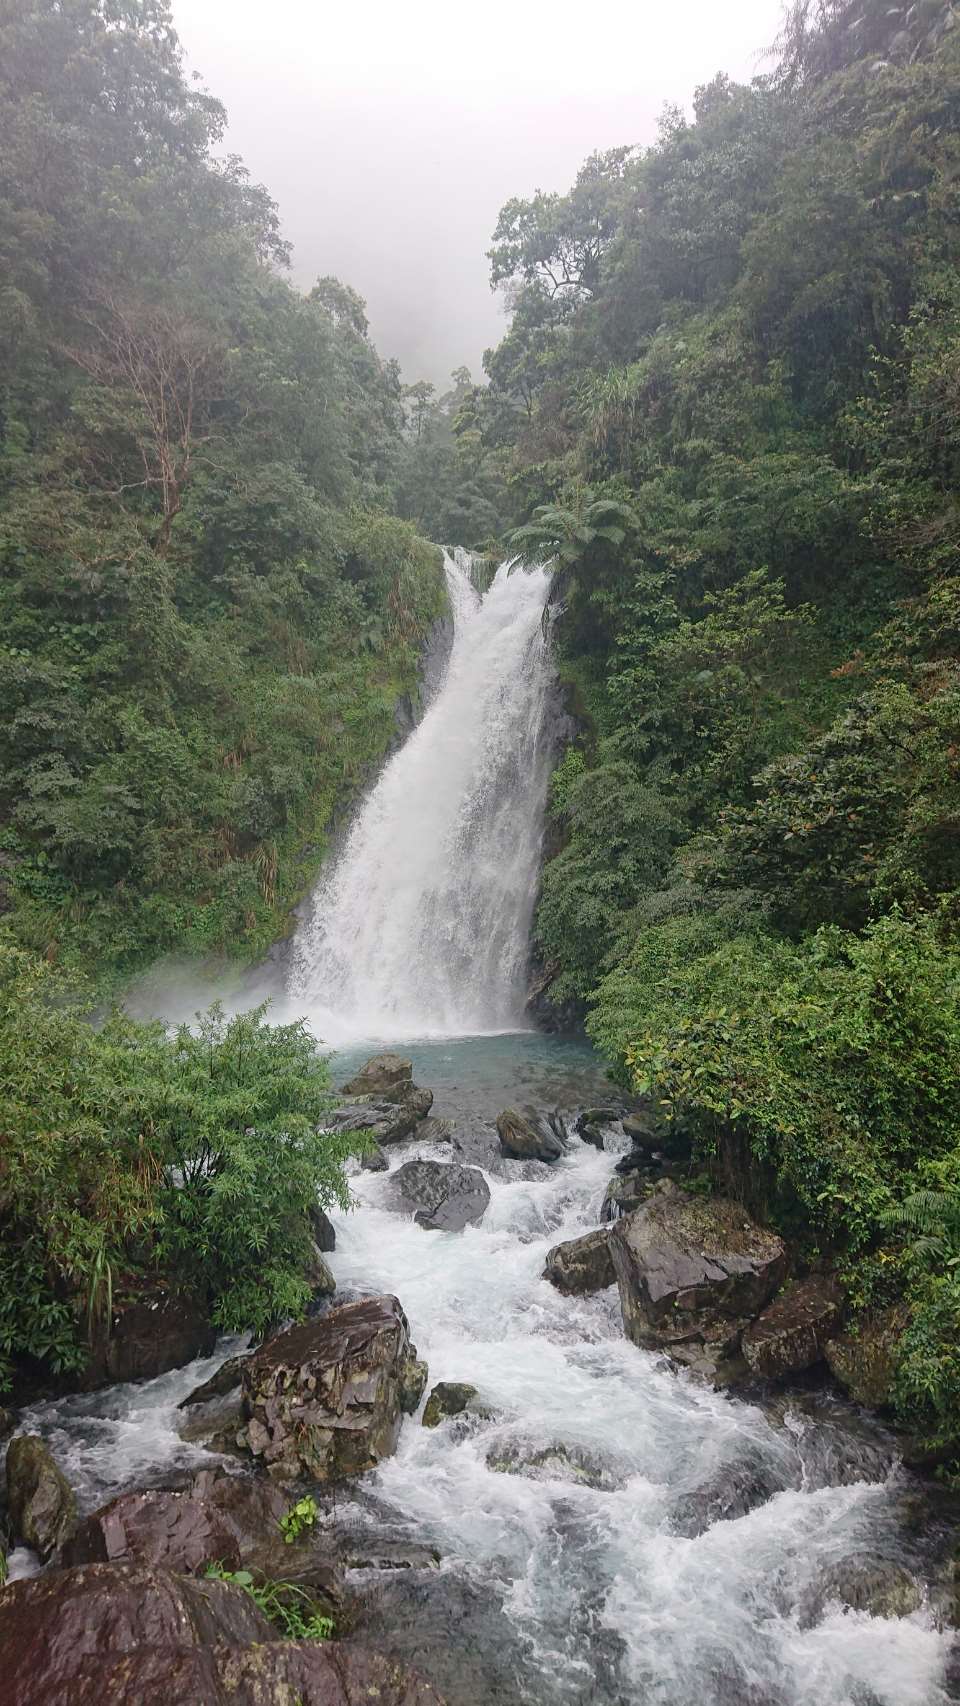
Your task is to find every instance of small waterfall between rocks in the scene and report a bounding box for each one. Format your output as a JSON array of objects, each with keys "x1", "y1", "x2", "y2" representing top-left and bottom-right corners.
[{"x1": 290, "y1": 550, "x2": 557, "y2": 1044}]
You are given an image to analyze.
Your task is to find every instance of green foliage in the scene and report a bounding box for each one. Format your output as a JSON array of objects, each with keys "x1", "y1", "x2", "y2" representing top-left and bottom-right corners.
[
  {"x1": 482, "y1": 5, "x2": 960, "y2": 1456},
  {"x1": 280, "y1": 1496, "x2": 320, "y2": 1545},
  {"x1": 0, "y1": 0, "x2": 446, "y2": 982},
  {"x1": 204, "y1": 1563, "x2": 333, "y2": 1641},
  {"x1": 0, "y1": 941, "x2": 364, "y2": 1386}
]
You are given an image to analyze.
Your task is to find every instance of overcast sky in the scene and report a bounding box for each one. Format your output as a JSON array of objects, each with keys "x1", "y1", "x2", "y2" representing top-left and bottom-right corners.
[{"x1": 170, "y1": 0, "x2": 787, "y2": 385}]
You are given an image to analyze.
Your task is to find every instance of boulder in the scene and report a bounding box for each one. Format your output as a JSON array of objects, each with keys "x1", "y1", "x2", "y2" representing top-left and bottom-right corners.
[
  {"x1": 326, "y1": 1094, "x2": 433, "y2": 1147},
  {"x1": 621, "y1": 1113, "x2": 660, "y2": 1150},
  {"x1": 600, "y1": 1167, "x2": 650, "y2": 1223},
  {"x1": 6, "y1": 1433, "x2": 77, "y2": 1558},
  {"x1": 61, "y1": 1470, "x2": 345, "y2": 1621},
  {"x1": 179, "y1": 1354, "x2": 250, "y2": 1409},
  {"x1": 496, "y1": 1108, "x2": 564, "y2": 1163},
  {"x1": 486, "y1": 1441, "x2": 618, "y2": 1491},
  {"x1": 824, "y1": 1304, "x2": 909, "y2": 1410},
  {"x1": 0, "y1": 1405, "x2": 14, "y2": 1439},
  {"x1": 361, "y1": 1141, "x2": 389, "y2": 1171},
  {"x1": 0, "y1": 1562, "x2": 444, "y2": 1706},
  {"x1": 341, "y1": 1052, "x2": 415, "y2": 1102},
  {"x1": 387, "y1": 1159, "x2": 490, "y2": 1231},
  {"x1": 309, "y1": 1205, "x2": 337, "y2": 1252},
  {"x1": 609, "y1": 1182, "x2": 788, "y2": 1377},
  {"x1": 86, "y1": 1278, "x2": 215, "y2": 1387},
  {"x1": 399, "y1": 1357, "x2": 429, "y2": 1415},
  {"x1": 418, "y1": 1117, "x2": 455, "y2": 1145},
  {"x1": 241, "y1": 1296, "x2": 422, "y2": 1482},
  {"x1": 741, "y1": 1275, "x2": 844, "y2": 1380},
  {"x1": 574, "y1": 1108, "x2": 624, "y2": 1149},
  {"x1": 542, "y1": 1227, "x2": 616, "y2": 1295},
  {"x1": 61, "y1": 1470, "x2": 288, "y2": 1573},
  {"x1": 422, "y1": 1383, "x2": 478, "y2": 1428},
  {"x1": 305, "y1": 1241, "x2": 336, "y2": 1298},
  {"x1": 801, "y1": 1560, "x2": 922, "y2": 1626}
]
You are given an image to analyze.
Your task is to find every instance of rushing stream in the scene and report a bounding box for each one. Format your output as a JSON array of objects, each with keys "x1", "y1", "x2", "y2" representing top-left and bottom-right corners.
[{"x1": 12, "y1": 559, "x2": 956, "y2": 1702}]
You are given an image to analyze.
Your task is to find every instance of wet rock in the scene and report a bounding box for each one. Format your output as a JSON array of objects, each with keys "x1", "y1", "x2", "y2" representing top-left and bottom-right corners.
[
  {"x1": 62, "y1": 1469, "x2": 347, "y2": 1623},
  {"x1": 824, "y1": 1304, "x2": 909, "y2": 1409},
  {"x1": 418, "y1": 1117, "x2": 455, "y2": 1144},
  {"x1": 670, "y1": 1455, "x2": 794, "y2": 1537},
  {"x1": 387, "y1": 1159, "x2": 491, "y2": 1231},
  {"x1": 344, "y1": 1538, "x2": 442, "y2": 1570},
  {"x1": 422, "y1": 1383, "x2": 478, "y2": 1428},
  {"x1": 609, "y1": 1181, "x2": 788, "y2": 1377},
  {"x1": 305, "y1": 1241, "x2": 337, "y2": 1298},
  {"x1": 399, "y1": 1357, "x2": 430, "y2": 1415},
  {"x1": 361, "y1": 1140, "x2": 389, "y2": 1171},
  {"x1": 600, "y1": 1167, "x2": 651, "y2": 1223},
  {"x1": 179, "y1": 1353, "x2": 250, "y2": 1408},
  {"x1": 486, "y1": 1440, "x2": 619, "y2": 1491},
  {"x1": 543, "y1": 1227, "x2": 615, "y2": 1294},
  {"x1": 742, "y1": 1275, "x2": 844, "y2": 1381},
  {"x1": 0, "y1": 1405, "x2": 14, "y2": 1439},
  {"x1": 621, "y1": 1113, "x2": 661, "y2": 1150},
  {"x1": 241, "y1": 1295, "x2": 421, "y2": 1482},
  {"x1": 177, "y1": 1390, "x2": 245, "y2": 1448},
  {"x1": 575, "y1": 1108, "x2": 623, "y2": 1149},
  {"x1": 86, "y1": 1279, "x2": 216, "y2": 1387},
  {"x1": 496, "y1": 1107, "x2": 564, "y2": 1162},
  {"x1": 6, "y1": 1433, "x2": 77, "y2": 1559},
  {"x1": 356, "y1": 1560, "x2": 529, "y2": 1706},
  {"x1": 326, "y1": 1099, "x2": 428, "y2": 1146},
  {"x1": 0, "y1": 1560, "x2": 441, "y2": 1706},
  {"x1": 62, "y1": 1469, "x2": 288, "y2": 1572},
  {"x1": 341, "y1": 1051, "x2": 416, "y2": 1102},
  {"x1": 802, "y1": 1559, "x2": 923, "y2": 1625},
  {"x1": 0, "y1": 1560, "x2": 273, "y2": 1704},
  {"x1": 309, "y1": 1204, "x2": 337, "y2": 1251}
]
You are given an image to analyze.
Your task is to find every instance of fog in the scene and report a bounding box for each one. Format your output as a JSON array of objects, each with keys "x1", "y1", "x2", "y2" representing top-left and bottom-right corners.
[{"x1": 171, "y1": 0, "x2": 787, "y2": 385}]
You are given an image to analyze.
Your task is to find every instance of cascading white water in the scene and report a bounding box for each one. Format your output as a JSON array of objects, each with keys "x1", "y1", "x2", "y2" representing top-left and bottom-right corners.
[{"x1": 290, "y1": 550, "x2": 557, "y2": 1043}]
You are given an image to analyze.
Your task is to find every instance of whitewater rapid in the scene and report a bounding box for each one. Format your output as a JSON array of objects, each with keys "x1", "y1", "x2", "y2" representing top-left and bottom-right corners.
[{"x1": 290, "y1": 552, "x2": 556, "y2": 1044}]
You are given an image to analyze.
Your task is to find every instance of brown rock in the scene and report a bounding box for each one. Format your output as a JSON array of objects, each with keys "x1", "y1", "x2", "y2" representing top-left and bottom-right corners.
[
  {"x1": 241, "y1": 1296, "x2": 422, "y2": 1482},
  {"x1": 609, "y1": 1182, "x2": 788, "y2": 1377},
  {"x1": 0, "y1": 1561, "x2": 273, "y2": 1704},
  {"x1": 6, "y1": 1433, "x2": 77, "y2": 1558},
  {"x1": 496, "y1": 1108, "x2": 564, "y2": 1162},
  {"x1": 309, "y1": 1205, "x2": 337, "y2": 1251},
  {"x1": 86, "y1": 1278, "x2": 215, "y2": 1387},
  {"x1": 824, "y1": 1304, "x2": 910, "y2": 1409},
  {"x1": 543, "y1": 1228, "x2": 616, "y2": 1295},
  {"x1": 62, "y1": 1470, "x2": 288, "y2": 1572},
  {"x1": 0, "y1": 1563, "x2": 442, "y2": 1704},
  {"x1": 742, "y1": 1276, "x2": 844, "y2": 1380},
  {"x1": 341, "y1": 1052, "x2": 415, "y2": 1102}
]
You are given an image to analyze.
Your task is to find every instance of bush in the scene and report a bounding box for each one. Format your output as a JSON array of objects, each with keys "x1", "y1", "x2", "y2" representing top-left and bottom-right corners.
[{"x1": 0, "y1": 943, "x2": 364, "y2": 1386}]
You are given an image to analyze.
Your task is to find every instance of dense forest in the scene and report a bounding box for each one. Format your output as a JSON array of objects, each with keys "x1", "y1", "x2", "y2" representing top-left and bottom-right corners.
[
  {"x1": 3, "y1": 0, "x2": 960, "y2": 1478},
  {"x1": 0, "y1": 0, "x2": 447, "y2": 983},
  {"x1": 410, "y1": 0, "x2": 960, "y2": 1463}
]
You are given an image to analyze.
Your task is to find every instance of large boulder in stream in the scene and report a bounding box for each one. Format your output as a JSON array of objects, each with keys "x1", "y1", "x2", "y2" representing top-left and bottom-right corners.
[
  {"x1": 325, "y1": 1094, "x2": 433, "y2": 1147},
  {"x1": 609, "y1": 1181, "x2": 788, "y2": 1379},
  {"x1": 824, "y1": 1303, "x2": 910, "y2": 1409},
  {"x1": 543, "y1": 1227, "x2": 616, "y2": 1294},
  {"x1": 82, "y1": 1276, "x2": 215, "y2": 1389},
  {"x1": 741, "y1": 1274, "x2": 844, "y2": 1380},
  {"x1": 387, "y1": 1159, "x2": 491, "y2": 1231},
  {"x1": 241, "y1": 1295, "x2": 425, "y2": 1482},
  {"x1": 0, "y1": 1561, "x2": 446, "y2": 1706},
  {"x1": 496, "y1": 1108, "x2": 564, "y2": 1163},
  {"x1": 62, "y1": 1470, "x2": 345, "y2": 1621},
  {"x1": 6, "y1": 1433, "x2": 77, "y2": 1558},
  {"x1": 341, "y1": 1051, "x2": 417, "y2": 1102}
]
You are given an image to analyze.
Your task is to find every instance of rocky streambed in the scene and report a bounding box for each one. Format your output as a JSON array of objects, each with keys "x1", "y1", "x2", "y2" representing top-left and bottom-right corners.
[{"x1": 2, "y1": 1034, "x2": 957, "y2": 1705}]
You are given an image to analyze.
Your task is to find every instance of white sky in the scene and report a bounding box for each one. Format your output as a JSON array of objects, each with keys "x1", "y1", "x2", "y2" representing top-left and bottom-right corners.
[{"x1": 170, "y1": 0, "x2": 787, "y2": 383}]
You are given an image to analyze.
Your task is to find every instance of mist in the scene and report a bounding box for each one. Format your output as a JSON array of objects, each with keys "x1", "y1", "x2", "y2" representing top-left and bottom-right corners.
[{"x1": 170, "y1": 0, "x2": 786, "y2": 385}]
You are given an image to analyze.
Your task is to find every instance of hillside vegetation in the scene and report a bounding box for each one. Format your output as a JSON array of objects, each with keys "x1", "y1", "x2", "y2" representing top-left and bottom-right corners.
[
  {"x1": 0, "y1": 0, "x2": 446, "y2": 983},
  {"x1": 438, "y1": 0, "x2": 960, "y2": 1462}
]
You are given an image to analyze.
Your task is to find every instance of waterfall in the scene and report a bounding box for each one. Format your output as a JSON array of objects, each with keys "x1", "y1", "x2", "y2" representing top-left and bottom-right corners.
[{"x1": 290, "y1": 550, "x2": 557, "y2": 1043}]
